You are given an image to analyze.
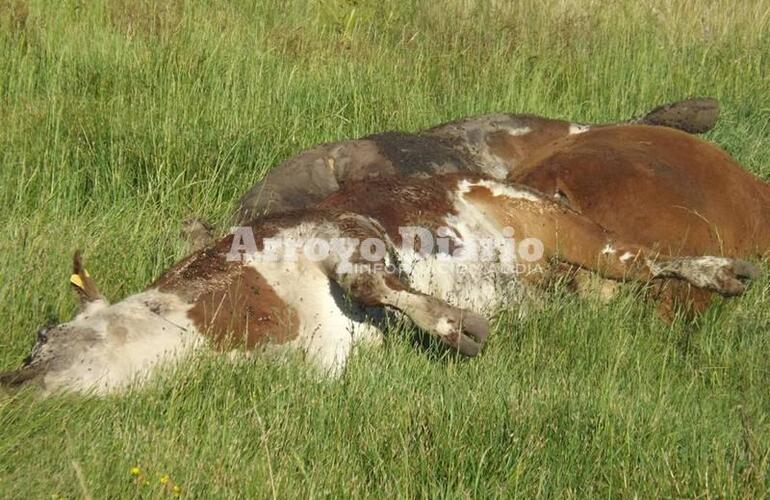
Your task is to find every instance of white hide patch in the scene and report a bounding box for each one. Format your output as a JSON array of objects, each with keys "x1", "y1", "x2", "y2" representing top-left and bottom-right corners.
[
  {"x1": 248, "y1": 227, "x2": 384, "y2": 377},
  {"x1": 483, "y1": 163, "x2": 510, "y2": 180},
  {"x1": 648, "y1": 256, "x2": 738, "y2": 292},
  {"x1": 395, "y1": 181, "x2": 528, "y2": 315},
  {"x1": 457, "y1": 179, "x2": 543, "y2": 203},
  {"x1": 507, "y1": 126, "x2": 532, "y2": 137},
  {"x1": 435, "y1": 317, "x2": 455, "y2": 337},
  {"x1": 569, "y1": 123, "x2": 591, "y2": 135}
]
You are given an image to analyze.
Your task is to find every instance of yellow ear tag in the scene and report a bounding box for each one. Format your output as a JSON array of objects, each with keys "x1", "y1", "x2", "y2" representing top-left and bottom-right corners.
[
  {"x1": 70, "y1": 274, "x2": 84, "y2": 289},
  {"x1": 70, "y1": 269, "x2": 89, "y2": 290}
]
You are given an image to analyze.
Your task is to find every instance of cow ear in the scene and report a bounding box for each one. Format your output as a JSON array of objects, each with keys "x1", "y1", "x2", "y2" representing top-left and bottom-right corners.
[{"x1": 70, "y1": 250, "x2": 108, "y2": 309}]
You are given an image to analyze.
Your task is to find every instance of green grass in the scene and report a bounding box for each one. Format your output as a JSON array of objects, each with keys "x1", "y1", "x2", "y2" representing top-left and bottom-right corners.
[{"x1": 1, "y1": 0, "x2": 770, "y2": 497}]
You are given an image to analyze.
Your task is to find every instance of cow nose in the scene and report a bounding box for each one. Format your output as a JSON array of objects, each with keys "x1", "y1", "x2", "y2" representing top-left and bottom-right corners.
[{"x1": 0, "y1": 364, "x2": 43, "y2": 388}]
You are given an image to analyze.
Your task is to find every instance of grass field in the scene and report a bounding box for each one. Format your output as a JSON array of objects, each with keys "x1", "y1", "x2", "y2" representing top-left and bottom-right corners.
[{"x1": 1, "y1": 0, "x2": 770, "y2": 497}]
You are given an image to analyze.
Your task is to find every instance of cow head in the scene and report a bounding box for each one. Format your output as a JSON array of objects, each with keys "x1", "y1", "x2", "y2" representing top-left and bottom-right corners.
[{"x1": 0, "y1": 252, "x2": 114, "y2": 394}]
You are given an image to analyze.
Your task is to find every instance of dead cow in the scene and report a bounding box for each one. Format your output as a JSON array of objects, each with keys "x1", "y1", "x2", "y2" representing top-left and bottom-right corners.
[
  {"x1": 225, "y1": 99, "x2": 768, "y2": 315},
  {"x1": 0, "y1": 173, "x2": 756, "y2": 395}
]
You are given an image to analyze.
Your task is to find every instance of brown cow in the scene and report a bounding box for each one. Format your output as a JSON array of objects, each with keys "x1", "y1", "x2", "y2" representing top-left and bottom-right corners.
[
  {"x1": 0, "y1": 173, "x2": 756, "y2": 395},
  {"x1": 233, "y1": 98, "x2": 720, "y2": 222},
  {"x1": 506, "y1": 124, "x2": 770, "y2": 316}
]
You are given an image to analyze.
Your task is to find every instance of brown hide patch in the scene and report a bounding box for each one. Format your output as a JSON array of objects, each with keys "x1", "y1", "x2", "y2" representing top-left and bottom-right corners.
[
  {"x1": 650, "y1": 279, "x2": 714, "y2": 322},
  {"x1": 317, "y1": 174, "x2": 461, "y2": 245},
  {"x1": 512, "y1": 125, "x2": 770, "y2": 257},
  {"x1": 153, "y1": 237, "x2": 240, "y2": 302},
  {"x1": 152, "y1": 235, "x2": 299, "y2": 350},
  {"x1": 188, "y1": 266, "x2": 299, "y2": 350},
  {"x1": 457, "y1": 182, "x2": 634, "y2": 280}
]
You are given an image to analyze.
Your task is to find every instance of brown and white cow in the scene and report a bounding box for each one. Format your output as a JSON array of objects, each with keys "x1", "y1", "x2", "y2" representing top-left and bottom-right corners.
[{"x1": 0, "y1": 173, "x2": 756, "y2": 395}]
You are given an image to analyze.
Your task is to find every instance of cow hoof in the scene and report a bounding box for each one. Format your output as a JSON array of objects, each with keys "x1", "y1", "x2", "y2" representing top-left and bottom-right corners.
[
  {"x1": 437, "y1": 310, "x2": 490, "y2": 357},
  {"x1": 641, "y1": 97, "x2": 720, "y2": 134},
  {"x1": 718, "y1": 259, "x2": 761, "y2": 296},
  {"x1": 661, "y1": 256, "x2": 761, "y2": 297},
  {"x1": 732, "y1": 259, "x2": 761, "y2": 281},
  {"x1": 714, "y1": 259, "x2": 759, "y2": 297}
]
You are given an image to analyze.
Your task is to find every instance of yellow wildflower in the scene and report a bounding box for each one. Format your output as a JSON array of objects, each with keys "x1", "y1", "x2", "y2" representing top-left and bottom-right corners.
[{"x1": 130, "y1": 466, "x2": 141, "y2": 477}]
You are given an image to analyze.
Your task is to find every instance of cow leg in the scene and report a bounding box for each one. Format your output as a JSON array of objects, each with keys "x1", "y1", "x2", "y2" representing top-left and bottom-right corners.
[
  {"x1": 314, "y1": 216, "x2": 490, "y2": 356},
  {"x1": 542, "y1": 210, "x2": 759, "y2": 297},
  {"x1": 508, "y1": 204, "x2": 755, "y2": 316},
  {"x1": 461, "y1": 182, "x2": 758, "y2": 317},
  {"x1": 650, "y1": 280, "x2": 715, "y2": 321},
  {"x1": 570, "y1": 267, "x2": 622, "y2": 303},
  {"x1": 466, "y1": 185, "x2": 758, "y2": 296},
  {"x1": 333, "y1": 269, "x2": 489, "y2": 356}
]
